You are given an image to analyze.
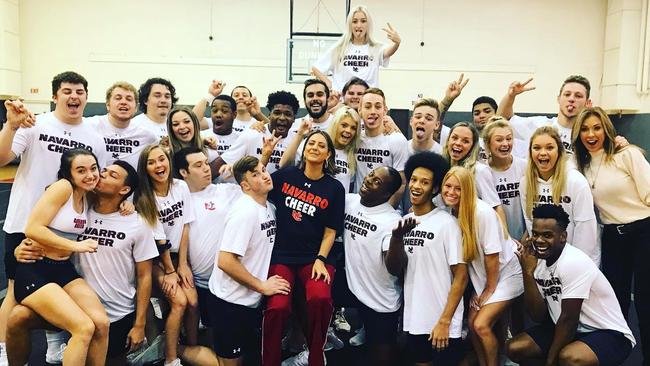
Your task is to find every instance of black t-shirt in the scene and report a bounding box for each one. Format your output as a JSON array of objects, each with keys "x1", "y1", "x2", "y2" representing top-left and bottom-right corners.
[{"x1": 269, "y1": 166, "x2": 345, "y2": 265}]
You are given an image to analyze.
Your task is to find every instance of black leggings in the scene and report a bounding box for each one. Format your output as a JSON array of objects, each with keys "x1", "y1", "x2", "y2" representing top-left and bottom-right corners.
[{"x1": 602, "y1": 220, "x2": 650, "y2": 366}]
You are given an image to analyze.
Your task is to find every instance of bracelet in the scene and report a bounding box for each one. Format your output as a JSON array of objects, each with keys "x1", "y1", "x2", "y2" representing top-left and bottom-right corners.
[
  {"x1": 316, "y1": 255, "x2": 327, "y2": 263},
  {"x1": 164, "y1": 270, "x2": 176, "y2": 276}
]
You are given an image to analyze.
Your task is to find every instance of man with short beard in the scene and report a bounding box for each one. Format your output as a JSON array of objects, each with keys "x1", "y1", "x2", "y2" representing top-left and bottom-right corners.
[
  {"x1": 133, "y1": 77, "x2": 178, "y2": 140},
  {"x1": 213, "y1": 91, "x2": 300, "y2": 175},
  {"x1": 87, "y1": 81, "x2": 158, "y2": 169},
  {"x1": 290, "y1": 79, "x2": 333, "y2": 135}
]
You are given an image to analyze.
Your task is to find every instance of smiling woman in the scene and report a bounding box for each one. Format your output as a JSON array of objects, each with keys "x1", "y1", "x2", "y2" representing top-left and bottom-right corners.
[{"x1": 519, "y1": 126, "x2": 599, "y2": 264}]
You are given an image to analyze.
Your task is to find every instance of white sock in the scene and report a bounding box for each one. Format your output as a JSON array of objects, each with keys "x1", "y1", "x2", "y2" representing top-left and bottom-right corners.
[{"x1": 45, "y1": 330, "x2": 69, "y2": 358}]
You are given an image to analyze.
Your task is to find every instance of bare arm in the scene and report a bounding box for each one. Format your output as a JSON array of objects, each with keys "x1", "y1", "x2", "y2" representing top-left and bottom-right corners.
[
  {"x1": 388, "y1": 172, "x2": 406, "y2": 208},
  {"x1": 218, "y1": 251, "x2": 291, "y2": 296},
  {"x1": 545, "y1": 299, "x2": 583, "y2": 366},
  {"x1": 382, "y1": 23, "x2": 401, "y2": 59},
  {"x1": 311, "y1": 67, "x2": 333, "y2": 91},
  {"x1": 438, "y1": 73, "x2": 469, "y2": 122},
  {"x1": 0, "y1": 100, "x2": 35, "y2": 166},
  {"x1": 127, "y1": 259, "x2": 153, "y2": 351},
  {"x1": 25, "y1": 180, "x2": 96, "y2": 253},
  {"x1": 430, "y1": 263, "x2": 469, "y2": 349},
  {"x1": 279, "y1": 119, "x2": 311, "y2": 168},
  {"x1": 176, "y1": 223, "x2": 194, "y2": 288},
  {"x1": 497, "y1": 78, "x2": 535, "y2": 120}
]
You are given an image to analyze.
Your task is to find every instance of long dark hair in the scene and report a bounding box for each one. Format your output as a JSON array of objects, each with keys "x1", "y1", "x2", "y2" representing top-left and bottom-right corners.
[
  {"x1": 298, "y1": 130, "x2": 338, "y2": 176},
  {"x1": 57, "y1": 148, "x2": 99, "y2": 187}
]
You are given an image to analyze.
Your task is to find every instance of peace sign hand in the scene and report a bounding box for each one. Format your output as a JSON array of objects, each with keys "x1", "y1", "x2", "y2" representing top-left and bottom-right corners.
[
  {"x1": 508, "y1": 78, "x2": 536, "y2": 97},
  {"x1": 445, "y1": 73, "x2": 470, "y2": 100},
  {"x1": 382, "y1": 23, "x2": 401, "y2": 44}
]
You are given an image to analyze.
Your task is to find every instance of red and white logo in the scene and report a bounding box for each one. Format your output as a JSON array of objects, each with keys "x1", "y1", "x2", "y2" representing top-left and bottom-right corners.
[{"x1": 291, "y1": 210, "x2": 302, "y2": 222}]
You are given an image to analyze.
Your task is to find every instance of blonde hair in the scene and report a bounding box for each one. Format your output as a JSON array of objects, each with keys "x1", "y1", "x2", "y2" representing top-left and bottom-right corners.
[
  {"x1": 332, "y1": 5, "x2": 381, "y2": 70},
  {"x1": 412, "y1": 98, "x2": 441, "y2": 120},
  {"x1": 443, "y1": 167, "x2": 479, "y2": 262},
  {"x1": 481, "y1": 117, "x2": 513, "y2": 161},
  {"x1": 105, "y1": 81, "x2": 138, "y2": 104},
  {"x1": 135, "y1": 144, "x2": 173, "y2": 227},
  {"x1": 442, "y1": 122, "x2": 480, "y2": 173},
  {"x1": 524, "y1": 126, "x2": 568, "y2": 216},
  {"x1": 327, "y1": 106, "x2": 362, "y2": 175}
]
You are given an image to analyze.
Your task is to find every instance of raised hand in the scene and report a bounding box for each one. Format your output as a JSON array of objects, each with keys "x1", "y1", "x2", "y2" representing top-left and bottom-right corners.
[
  {"x1": 208, "y1": 80, "x2": 225, "y2": 97},
  {"x1": 246, "y1": 96, "x2": 263, "y2": 117},
  {"x1": 445, "y1": 73, "x2": 470, "y2": 100},
  {"x1": 327, "y1": 90, "x2": 341, "y2": 111},
  {"x1": 262, "y1": 134, "x2": 281, "y2": 156},
  {"x1": 382, "y1": 23, "x2": 401, "y2": 44},
  {"x1": 382, "y1": 115, "x2": 401, "y2": 135},
  {"x1": 4, "y1": 99, "x2": 36, "y2": 130},
  {"x1": 392, "y1": 217, "x2": 418, "y2": 237},
  {"x1": 297, "y1": 118, "x2": 313, "y2": 137},
  {"x1": 507, "y1": 78, "x2": 536, "y2": 97},
  {"x1": 515, "y1": 237, "x2": 539, "y2": 274}
]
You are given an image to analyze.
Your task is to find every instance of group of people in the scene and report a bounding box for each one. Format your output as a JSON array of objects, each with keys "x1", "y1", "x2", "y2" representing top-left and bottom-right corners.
[{"x1": 0, "y1": 4, "x2": 649, "y2": 366}]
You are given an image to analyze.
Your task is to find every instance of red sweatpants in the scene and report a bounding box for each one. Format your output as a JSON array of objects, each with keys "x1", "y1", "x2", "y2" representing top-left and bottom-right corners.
[{"x1": 262, "y1": 263, "x2": 335, "y2": 366}]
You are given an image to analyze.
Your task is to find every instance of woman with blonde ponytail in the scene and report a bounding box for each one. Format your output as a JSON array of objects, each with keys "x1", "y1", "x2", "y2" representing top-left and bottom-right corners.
[{"x1": 441, "y1": 166, "x2": 523, "y2": 366}]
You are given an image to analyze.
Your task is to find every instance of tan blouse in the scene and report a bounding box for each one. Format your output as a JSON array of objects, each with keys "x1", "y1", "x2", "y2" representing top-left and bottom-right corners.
[{"x1": 585, "y1": 147, "x2": 650, "y2": 224}]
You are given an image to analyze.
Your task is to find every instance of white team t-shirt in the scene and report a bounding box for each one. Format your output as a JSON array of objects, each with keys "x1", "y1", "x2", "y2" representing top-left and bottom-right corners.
[
  {"x1": 313, "y1": 43, "x2": 389, "y2": 92},
  {"x1": 75, "y1": 209, "x2": 158, "y2": 322},
  {"x1": 208, "y1": 194, "x2": 276, "y2": 307},
  {"x1": 490, "y1": 157, "x2": 527, "y2": 239},
  {"x1": 220, "y1": 126, "x2": 294, "y2": 174},
  {"x1": 199, "y1": 129, "x2": 240, "y2": 157},
  {"x1": 519, "y1": 169, "x2": 599, "y2": 264},
  {"x1": 354, "y1": 131, "x2": 408, "y2": 191},
  {"x1": 232, "y1": 116, "x2": 256, "y2": 134},
  {"x1": 475, "y1": 163, "x2": 501, "y2": 208},
  {"x1": 534, "y1": 244, "x2": 635, "y2": 346},
  {"x1": 289, "y1": 114, "x2": 334, "y2": 136},
  {"x1": 155, "y1": 179, "x2": 195, "y2": 252},
  {"x1": 509, "y1": 115, "x2": 574, "y2": 154},
  {"x1": 132, "y1": 113, "x2": 168, "y2": 140},
  {"x1": 86, "y1": 114, "x2": 158, "y2": 169},
  {"x1": 468, "y1": 200, "x2": 522, "y2": 302},
  {"x1": 344, "y1": 194, "x2": 402, "y2": 312},
  {"x1": 402, "y1": 208, "x2": 464, "y2": 336},
  {"x1": 188, "y1": 183, "x2": 242, "y2": 288},
  {"x1": 4, "y1": 112, "x2": 107, "y2": 234},
  {"x1": 406, "y1": 139, "x2": 442, "y2": 156}
]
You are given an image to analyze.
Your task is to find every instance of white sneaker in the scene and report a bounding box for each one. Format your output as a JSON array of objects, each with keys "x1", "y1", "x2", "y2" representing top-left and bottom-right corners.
[
  {"x1": 281, "y1": 334, "x2": 305, "y2": 353},
  {"x1": 349, "y1": 326, "x2": 366, "y2": 346},
  {"x1": 323, "y1": 327, "x2": 344, "y2": 351},
  {"x1": 164, "y1": 358, "x2": 183, "y2": 366},
  {"x1": 45, "y1": 343, "x2": 66, "y2": 364},
  {"x1": 281, "y1": 348, "x2": 327, "y2": 366},
  {"x1": 333, "y1": 309, "x2": 351, "y2": 332},
  {"x1": 0, "y1": 343, "x2": 8, "y2": 366},
  {"x1": 281, "y1": 348, "x2": 309, "y2": 366}
]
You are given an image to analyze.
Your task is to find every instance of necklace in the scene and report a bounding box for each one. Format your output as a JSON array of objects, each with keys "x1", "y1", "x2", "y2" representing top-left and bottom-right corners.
[{"x1": 587, "y1": 154, "x2": 604, "y2": 189}]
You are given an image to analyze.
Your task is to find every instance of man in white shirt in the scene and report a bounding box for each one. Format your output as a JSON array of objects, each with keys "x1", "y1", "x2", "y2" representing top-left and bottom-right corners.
[
  {"x1": 132, "y1": 77, "x2": 178, "y2": 140},
  {"x1": 508, "y1": 204, "x2": 635, "y2": 366},
  {"x1": 344, "y1": 166, "x2": 403, "y2": 365},
  {"x1": 385, "y1": 151, "x2": 468, "y2": 366},
  {"x1": 341, "y1": 77, "x2": 369, "y2": 111},
  {"x1": 214, "y1": 91, "x2": 300, "y2": 175},
  {"x1": 497, "y1": 75, "x2": 591, "y2": 154},
  {"x1": 0, "y1": 71, "x2": 107, "y2": 358},
  {"x1": 290, "y1": 79, "x2": 334, "y2": 135},
  {"x1": 173, "y1": 147, "x2": 242, "y2": 328},
  {"x1": 207, "y1": 156, "x2": 290, "y2": 366},
  {"x1": 88, "y1": 81, "x2": 158, "y2": 169},
  {"x1": 355, "y1": 88, "x2": 408, "y2": 207}
]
